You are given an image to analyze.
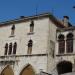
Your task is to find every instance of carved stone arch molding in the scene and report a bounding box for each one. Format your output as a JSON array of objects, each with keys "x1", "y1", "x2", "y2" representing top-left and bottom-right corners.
[
  {"x1": 20, "y1": 64, "x2": 36, "y2": 75},
  {"x1": 0, "y1": 65, "x2": 14, "y2": 75}
]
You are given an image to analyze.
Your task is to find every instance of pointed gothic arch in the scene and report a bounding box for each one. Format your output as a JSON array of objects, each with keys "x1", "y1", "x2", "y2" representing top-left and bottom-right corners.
[
  {"x1": 1, "y1": 65, "x2": 14, "y2": 75},
  {"x1": 11, "y1": 24, "x2": 15, "y2": 36},
  {"x1": 13, "y1": 42, "x2": 17, "y2": 54},
  {"x1": 27, "y1": 39, "x2": 33, "y2": 54},
  {"x1": 20, "y1": 64, "x2": 35, "y2": 75},
  {"x1": 8, "y1": 43, "x2": 12, "y2": 55},
  {"x1": 30, "y1": 20, "x2": 34, "y2": 32},
  {"x1": 4, "y1": 43, "x2": 8, "y2": 55}
]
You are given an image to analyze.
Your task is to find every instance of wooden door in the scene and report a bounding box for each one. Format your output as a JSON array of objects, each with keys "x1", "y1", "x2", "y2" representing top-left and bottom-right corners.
[
  {"x1": 20, "y1": 64, "x2": 35, "y2": 75},
  {"x1": 1, "y1": 65, "x2": 14, "y2": 75}
]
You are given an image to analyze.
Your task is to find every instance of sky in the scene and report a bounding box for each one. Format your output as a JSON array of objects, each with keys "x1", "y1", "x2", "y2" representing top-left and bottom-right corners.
[{"x1": 0, "y1": 0, "x2": 75, "y2": 25}]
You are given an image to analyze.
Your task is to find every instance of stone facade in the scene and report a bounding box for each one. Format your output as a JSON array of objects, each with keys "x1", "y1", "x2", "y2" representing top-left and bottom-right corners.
[{"x1": 0, "y1": 14, "x2": 55, "y2": 75}]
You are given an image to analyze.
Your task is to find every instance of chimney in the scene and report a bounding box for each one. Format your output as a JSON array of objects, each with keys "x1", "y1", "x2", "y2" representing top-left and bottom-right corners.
[
  {"x1": 63, "y1": 16, "x2": 69, "y2": 27},
  {"x1": 20, "y1": 16, "x2": 25, "y2": 18}
]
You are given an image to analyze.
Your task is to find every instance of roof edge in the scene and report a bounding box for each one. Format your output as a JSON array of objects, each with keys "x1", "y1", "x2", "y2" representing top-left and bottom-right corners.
[
  {"x1": 0, "y1": 12, "x2": 66, "y2": 28},
  {"x1": 0, "y1": 12, "x2": 51, "y2": 25}
]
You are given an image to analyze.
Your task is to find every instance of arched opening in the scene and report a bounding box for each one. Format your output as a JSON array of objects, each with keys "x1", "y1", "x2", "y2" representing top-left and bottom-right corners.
[
  {"x1": 13, "y1": 42, "x2": 17, "y2": 54},
  {"x1": 4, "y1": 43, "x2": 8, "y2": 55},
  {"x1": 58, "y1": 34, "x2": 65, "y2": 54},
  {"x1": 1, "y1": 65, "x2": 14, "y2": 75},
  {"x1": 8, "y1": 43, "x2": 12, "y2": 55},
  {"x1": 20, "y1": 64, "x2": 35, "y2": 75},
  {"x1": 66, "y1": 33, "x2": 73, "y2": 53},
  {"x1": 30, "y1": 20, "x2": 34, "y2": 32},
  {"x1": 57, "y1": 61, "x2": 72, "y2": 74},
  {"x1": 27, "y1": 39, "x2": 33, "y2": 54},
  {"x1": 11, "y1": 24, "x2": 15, "y2": 36}
]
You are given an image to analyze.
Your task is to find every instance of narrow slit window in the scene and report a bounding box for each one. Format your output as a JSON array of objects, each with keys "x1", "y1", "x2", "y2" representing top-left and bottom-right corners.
[
  {"x1": 4, "y1": 43, "x2": 8, "y2": 55},
  {"x1": 8, "y1": 43, "x2": 12, "y2": 55},
  {"x1": 30, "y1": 21, "x2": 34, "y2": 32},
  {"x1": 27, "y1": 39, "x2": 33, "y2": 54},
  {"x1": 11, "y1": 24, "x2": 15, "y2": 36},
  {"x1": 13, "y1": 42, "x2": 17, "y2": 54}
]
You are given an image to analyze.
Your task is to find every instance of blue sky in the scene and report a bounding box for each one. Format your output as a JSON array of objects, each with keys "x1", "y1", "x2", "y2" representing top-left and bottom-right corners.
[{"x1": 0, "y1": 0, "x2": 75, "y2": 25}]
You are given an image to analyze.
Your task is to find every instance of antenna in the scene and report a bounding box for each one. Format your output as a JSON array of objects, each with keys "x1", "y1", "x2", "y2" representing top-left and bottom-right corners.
[
  {"x1": 51, "y1": 8, "x2": 54, "y2": 15},
  {"x1": 35, "y1": 0, "x2": 39, "y2": 15}
]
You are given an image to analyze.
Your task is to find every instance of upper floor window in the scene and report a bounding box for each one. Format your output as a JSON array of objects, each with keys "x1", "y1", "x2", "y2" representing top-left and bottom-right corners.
[
  {"x1": 8, "y1": 43, "x2": 12, "y2": 55},
  {"x1": 58, "y1": 34, "x2": 65, "y2": 54},
  {"x1": 30, "y1": 21, "x2": 34, "y2": 33},
  {"x1": 11, "y1": 24, "x2": 15, "y2": 36},
  {"x1": 13, "y1": 42, "x2": 17, "y2": 54},
  {"x1": 4, "y1": 42, "x2": 17, "y2": 55},
  {"x1": 66, "y1": 33, "x2": 73, "y2": 53},
  {"x1": 27, "y1": 39, "x2": 33, "y2": 54},
  {"x1": 4, "y1": 43, "x2": 8, "y2": 55},
  {"x1": 50, "y1": 40, "x2": 55, "y2": 58}
]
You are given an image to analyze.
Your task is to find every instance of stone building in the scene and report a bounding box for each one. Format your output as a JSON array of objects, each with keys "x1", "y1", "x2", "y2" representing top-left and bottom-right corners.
[{"x1": 0, "y1": 13, "x2": 74, "y2": 75}]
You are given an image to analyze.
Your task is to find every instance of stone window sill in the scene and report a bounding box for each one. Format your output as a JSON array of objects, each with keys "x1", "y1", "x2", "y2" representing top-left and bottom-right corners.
[
  {"x1": 56, "y1": 53, "x2": 75, "y2": 56},
  {"x1": 9, "y1": 35, "x2": 15, "y2": 37},
  {"x1": 27, "y1": 32, "x2": 34, "y2": 35}
]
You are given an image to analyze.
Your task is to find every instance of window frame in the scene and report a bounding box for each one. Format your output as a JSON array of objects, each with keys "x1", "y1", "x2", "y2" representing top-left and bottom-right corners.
[
  {"x1": 58, "y1": 34, "x2": 65, "y2": 54},
  {"x1": 66, "y1": 33, "x2": 73, "y2": 53}
]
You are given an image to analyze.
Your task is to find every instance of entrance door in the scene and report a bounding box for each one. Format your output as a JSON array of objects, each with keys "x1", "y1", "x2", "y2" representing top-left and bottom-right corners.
[
  {"x1": 20, "y1": 64, "x2": 35, "y2": 75},
  {"x1": 1, "y1": 65, "x2": 14, "y2": 75},
  {"x1": 57, "y1": 61, "x2": 72, "y2": 74}
]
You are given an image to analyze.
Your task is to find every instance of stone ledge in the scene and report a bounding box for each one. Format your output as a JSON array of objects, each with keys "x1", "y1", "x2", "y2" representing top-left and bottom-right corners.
[
  {"x1": 56, "y1": 53, "x2": 75, "y2": 56},
  {"x1": 0, "y1": 53, "x2": 47, "y2": 58}
]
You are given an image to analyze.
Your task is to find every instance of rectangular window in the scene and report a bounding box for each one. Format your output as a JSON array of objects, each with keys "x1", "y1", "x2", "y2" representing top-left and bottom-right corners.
[
  {"x1": 58, "y1": 41, "x2": 65, "y2": 54},
  {"x1": 50, "y1": 40, "x2": 55, "y2": 58},
  {"x1": 66, "y1": 40, "x2": 73, "y2": 53}
]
